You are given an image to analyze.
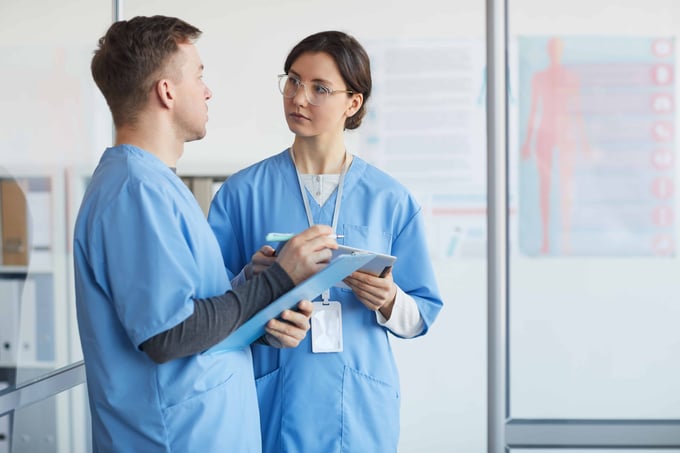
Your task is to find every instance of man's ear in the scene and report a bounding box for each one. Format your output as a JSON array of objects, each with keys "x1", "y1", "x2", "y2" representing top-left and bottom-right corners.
[{"x1": 155, "y1": 78, "x2": 174, "y2": 109}]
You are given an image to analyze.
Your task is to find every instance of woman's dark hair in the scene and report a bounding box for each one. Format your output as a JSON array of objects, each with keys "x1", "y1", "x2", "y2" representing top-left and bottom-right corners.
[{"x1": 284, "y1": 31, "x2": 372, "y2": 130}]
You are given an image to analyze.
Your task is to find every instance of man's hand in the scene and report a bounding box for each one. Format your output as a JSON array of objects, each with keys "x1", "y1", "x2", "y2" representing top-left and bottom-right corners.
[
  {"x1": 264, "y1": 300, "x2": 314, "y2": 348},
  {"x1": 276, "y1": 225, "x2": 338, "y2": 284}
]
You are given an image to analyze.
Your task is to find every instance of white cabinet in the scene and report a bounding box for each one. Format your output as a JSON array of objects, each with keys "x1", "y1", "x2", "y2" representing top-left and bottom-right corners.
[{"x1": 0, "y1": 167, "x2": 68, "y2": 372}]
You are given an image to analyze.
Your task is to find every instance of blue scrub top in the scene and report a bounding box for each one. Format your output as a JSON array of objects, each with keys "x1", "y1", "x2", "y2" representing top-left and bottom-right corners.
[
  {"x1": 74, "y1": 145, "x2": 261, "y2": 452},
  {"x1": 208, "y1": 149, "x2": 443, "y2": 452}
]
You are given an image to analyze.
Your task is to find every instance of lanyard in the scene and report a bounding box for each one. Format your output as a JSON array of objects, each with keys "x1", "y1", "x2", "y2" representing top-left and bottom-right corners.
[
  {"x1": 290, "y1": 147, "x2": 348, "y2": 233},
  {"x1": 290, "y1": 147, "x2": 349, "y2": 302}
]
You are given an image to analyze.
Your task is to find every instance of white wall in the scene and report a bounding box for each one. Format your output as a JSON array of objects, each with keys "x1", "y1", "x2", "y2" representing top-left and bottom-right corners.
[
  {"x1": 0, "y1": 0, "x2": 111, "y2": 169},
  {"x1": 124, "y1": 0, "x2": 486, "y2": 176}
]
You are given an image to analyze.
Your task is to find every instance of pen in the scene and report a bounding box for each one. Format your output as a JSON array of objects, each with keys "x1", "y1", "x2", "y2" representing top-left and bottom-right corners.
[{"x1": 266, "y1": 232, "x2": 344, "y2": 242}]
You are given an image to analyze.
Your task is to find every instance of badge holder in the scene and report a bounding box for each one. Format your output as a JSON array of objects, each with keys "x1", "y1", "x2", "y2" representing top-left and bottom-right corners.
[{"x1": 312, "y1": 289, "x2": 343, "y2": 353}]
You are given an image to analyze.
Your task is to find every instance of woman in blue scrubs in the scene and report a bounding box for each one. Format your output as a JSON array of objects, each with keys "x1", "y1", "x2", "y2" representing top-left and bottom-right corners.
[
  {"x1": 209, "y1": 31, "x2": 443, "y2": 452},
  {"x1": 74, "y1": 17, "x2": 337, "y2": 452}
]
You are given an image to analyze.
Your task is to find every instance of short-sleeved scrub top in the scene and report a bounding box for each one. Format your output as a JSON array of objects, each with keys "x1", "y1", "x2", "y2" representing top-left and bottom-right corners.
[
  {"x1": 74, "y1": 145, "x2": 261, "y2": 452},
  {"x1": 208, "y1": 149, "x2": 443, "y2": 453}
]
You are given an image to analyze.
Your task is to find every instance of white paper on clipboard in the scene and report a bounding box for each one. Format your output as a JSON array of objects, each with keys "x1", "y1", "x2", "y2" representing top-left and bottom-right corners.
[{"x1": 330, "y1": 245, "x2": 397, "y2": 289}]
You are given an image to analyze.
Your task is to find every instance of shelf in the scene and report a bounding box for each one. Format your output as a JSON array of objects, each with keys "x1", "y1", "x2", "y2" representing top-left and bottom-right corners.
[{"x1": 0, "y1": 265, "x2": 53, "y2": 275}]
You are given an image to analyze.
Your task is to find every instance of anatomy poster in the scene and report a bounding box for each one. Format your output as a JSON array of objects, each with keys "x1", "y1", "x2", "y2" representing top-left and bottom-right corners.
[{"x1": 518, "y1": 36, "x2": 675, "y2": 257}]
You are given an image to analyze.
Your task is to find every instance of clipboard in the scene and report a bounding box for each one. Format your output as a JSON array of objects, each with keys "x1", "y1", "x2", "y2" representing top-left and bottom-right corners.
[
  {"x1": 330, "y1": 245, "x2": 397, "y2": 288},
  {"x1": 209, "y1": 253, "x2": 375, "y2": 353}
]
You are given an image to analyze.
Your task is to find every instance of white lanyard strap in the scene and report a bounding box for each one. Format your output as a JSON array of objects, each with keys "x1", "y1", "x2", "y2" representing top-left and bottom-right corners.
[
  {"x1": 290, "y1": 147, "x2": 348, "y2": 302},
  {"x1": 290, "y1": 147, "x2": 348, "y2": 232}
]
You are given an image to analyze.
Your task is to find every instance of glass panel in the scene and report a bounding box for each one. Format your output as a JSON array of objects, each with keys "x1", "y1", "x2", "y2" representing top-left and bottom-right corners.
[
  {"x1": 3, "y1": 382, "x2": 90, "y2": 453},
  {"x1": 0, "y1": 1, "x2": 111, "y2": 393},
  {"x1": 124, "y1": 1, "x2": 487, "y2": 450},
  {"x1": 509, "y1": 0, "x2": 680, "y2": 419}
]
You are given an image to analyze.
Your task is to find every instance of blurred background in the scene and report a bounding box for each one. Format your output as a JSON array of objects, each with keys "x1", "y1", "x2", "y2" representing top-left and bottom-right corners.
[{"x1": 1, "y1": 0, "x2": 679, "y2": 451}]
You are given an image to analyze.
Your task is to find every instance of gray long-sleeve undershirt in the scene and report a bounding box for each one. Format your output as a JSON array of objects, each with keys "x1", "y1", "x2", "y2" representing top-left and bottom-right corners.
[{"x1": 140, "y1": 262, "x2": 295, "y2": 363}]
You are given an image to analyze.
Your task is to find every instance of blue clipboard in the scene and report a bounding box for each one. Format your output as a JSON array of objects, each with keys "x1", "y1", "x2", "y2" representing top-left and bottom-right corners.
[{"x1": 209, "y1": 253, "x2": 375, "y2": 353}]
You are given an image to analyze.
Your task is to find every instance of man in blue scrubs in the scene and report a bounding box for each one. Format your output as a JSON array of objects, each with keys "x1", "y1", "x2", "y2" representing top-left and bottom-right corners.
[{"x1": 74, "y1": 16, "x2": 338, "y2": 452}]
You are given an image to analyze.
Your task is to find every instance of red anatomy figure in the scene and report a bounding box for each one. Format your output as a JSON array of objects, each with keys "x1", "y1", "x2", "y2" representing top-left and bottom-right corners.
[{"x1": 521, "y1": 37, "x2": 589, "y2": 254}]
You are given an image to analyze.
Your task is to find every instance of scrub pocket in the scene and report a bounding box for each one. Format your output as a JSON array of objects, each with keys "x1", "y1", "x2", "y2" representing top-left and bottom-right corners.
[
  {"x1": 163, "y1": 372, "x2": 260, "y2": 452},
  {"x1": 340, "y1": 224, "x2": 392, "y2": 255},
  {"x1": 342, "y1": 366, "x2": 400, "y2": 453},
  {"x1": 255, "y1": 367, "x2": 283, "y2": 449}
]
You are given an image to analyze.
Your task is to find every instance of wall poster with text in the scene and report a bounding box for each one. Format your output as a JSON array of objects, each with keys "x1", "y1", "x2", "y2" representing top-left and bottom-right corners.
[{"x1": 518, "y1": 36, "x2": 676, "y2": 257}]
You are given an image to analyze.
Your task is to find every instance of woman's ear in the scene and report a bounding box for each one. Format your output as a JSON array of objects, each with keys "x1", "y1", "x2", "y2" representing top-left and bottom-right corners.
[{"x1": 346, "y1": 93, "x2": 363, "y2": 117}]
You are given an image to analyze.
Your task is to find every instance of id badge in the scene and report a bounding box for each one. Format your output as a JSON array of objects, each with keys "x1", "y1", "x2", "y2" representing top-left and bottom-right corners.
[{"x1": 311, "y1": 301, "x2": 343, "y2": 353}]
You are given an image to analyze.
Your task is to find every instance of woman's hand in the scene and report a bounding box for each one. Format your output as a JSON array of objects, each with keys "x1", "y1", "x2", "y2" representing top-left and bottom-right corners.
[
  {"x1": 343, "y1": 267, "x2": 397, "y2": 319},
  {"x1": 245, "y1": 245, "x2": 277, "y2": 279}
]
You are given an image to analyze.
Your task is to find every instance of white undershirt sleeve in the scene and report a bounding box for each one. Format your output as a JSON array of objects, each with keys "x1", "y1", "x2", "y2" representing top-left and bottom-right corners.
[{"x1": 375, "y1": 286, "x2": 424, "y2": 338}]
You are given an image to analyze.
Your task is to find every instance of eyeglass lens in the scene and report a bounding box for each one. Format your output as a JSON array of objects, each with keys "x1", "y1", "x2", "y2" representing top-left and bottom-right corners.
[{"x1": 278, "y1": 75, "x2": 330, "y2": 106}]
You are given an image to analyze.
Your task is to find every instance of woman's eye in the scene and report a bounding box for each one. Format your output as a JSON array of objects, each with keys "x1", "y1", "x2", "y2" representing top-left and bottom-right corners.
[{"x1": 313, "y1": 83, "x2": 331, "y2": 95}]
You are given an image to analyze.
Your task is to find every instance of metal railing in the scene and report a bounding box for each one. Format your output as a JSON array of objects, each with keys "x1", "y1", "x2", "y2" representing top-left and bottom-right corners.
[
  {"x1": 506, "y1": 418, "x2": 680, "y2": 448},
  {"x1": 0, "y1": 361, "x2": 85, "y2": 418}
]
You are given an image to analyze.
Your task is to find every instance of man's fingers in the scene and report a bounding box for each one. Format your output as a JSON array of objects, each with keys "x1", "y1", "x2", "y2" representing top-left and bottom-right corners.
[
  {"x1": 294, "y1": 224, "x2": 333, "y2": 241},
  {"x1": 295, "y1": 300, "x2": 314, "y2": 317}
]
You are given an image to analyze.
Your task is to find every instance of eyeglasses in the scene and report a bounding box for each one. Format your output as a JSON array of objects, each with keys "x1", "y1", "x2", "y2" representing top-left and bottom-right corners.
[{"x1": 278, "y1": 74, "x2": 354, "y2": 106}]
